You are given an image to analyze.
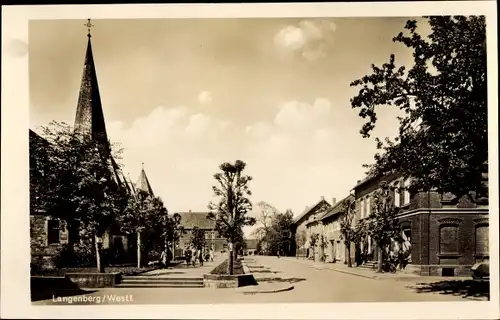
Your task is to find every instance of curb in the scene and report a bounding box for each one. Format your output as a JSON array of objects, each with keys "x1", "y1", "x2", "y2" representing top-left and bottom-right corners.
[{"x1": 241, "y1": 284, "x2": 294, "y2": 294}]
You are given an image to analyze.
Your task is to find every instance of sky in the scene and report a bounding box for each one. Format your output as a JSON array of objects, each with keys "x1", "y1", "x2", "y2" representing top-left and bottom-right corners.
[{"x1": 29, "y1": 17, "x2": 426, "y2": 237}]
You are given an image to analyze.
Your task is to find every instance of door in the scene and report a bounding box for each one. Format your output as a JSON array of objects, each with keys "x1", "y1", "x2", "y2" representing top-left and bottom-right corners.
[{"x1": 335, "y1": 240, "x2": 342, "y2": 261}]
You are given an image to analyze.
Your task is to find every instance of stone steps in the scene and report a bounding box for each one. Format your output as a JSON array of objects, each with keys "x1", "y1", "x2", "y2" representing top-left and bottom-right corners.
[{"x1": 117, "y1": 276, "x2": 204, "y2": 288}]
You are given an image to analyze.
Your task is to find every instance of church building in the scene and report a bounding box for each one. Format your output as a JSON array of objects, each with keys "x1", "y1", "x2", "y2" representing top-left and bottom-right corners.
[{"x1": 30, "y1": 20, "x2": 139, "y2": 270}]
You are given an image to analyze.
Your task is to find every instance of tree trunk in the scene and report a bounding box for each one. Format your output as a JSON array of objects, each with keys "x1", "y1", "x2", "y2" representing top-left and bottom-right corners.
[
  {"x1": 227, "y1": 242, "x2": 234, "y2": 275},
  {"x1": 376, "y1": 244, "x2": 383, "y2": 273},
  {"x1": 346, "y1": 242, "x2": 352, "y2": 267},
  {"x1": 137, "y1": 231, "x2": 142, "y2": 269},
  {"x1": 95, "y1": 235, "x2": 103, "y2": 273}
]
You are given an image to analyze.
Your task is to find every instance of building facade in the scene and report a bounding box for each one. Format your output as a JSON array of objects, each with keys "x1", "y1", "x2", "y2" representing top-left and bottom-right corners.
[
  {"x1": 321, "y1": 195, "x2": 355, "y2": 264},
  {"x1": 176, "y1": 211, "x2": 227, "y2": 257},
  {"x1": 352, "y1": 174, "x2": 489, "y2": 276},
  {"x1": 292, "y1": 197, "x2": 332, "y2": 260}
]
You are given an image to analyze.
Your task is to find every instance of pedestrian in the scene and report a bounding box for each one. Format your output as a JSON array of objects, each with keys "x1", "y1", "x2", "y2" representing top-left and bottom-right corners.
[
  {"x1": 192, "y1": 248, "x2": 197, "y2": 267},
  {"x1": 199, "y1": 249, "x2": 204, "y2": 266},
  {"x1": 185, "y1": 248, "x2": 192, "y2": 267},
  {"x1": 160, "y1": 248, "x2": 168, "y2": 268},
  {"x1": 277, "y1": 250, "x2": 280, "y2": 258},
  {"x1": 209, "y1": 248, "x2": 214, "y2": 262}
]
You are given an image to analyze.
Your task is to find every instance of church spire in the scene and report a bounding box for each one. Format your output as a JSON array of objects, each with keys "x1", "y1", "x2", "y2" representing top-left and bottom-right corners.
[
  {"x1": 135, "y1": 164, "x2": 154, "y2": 196},
  {"x1": 74, "y1": 18, "x2": 109, "y2": 150}
]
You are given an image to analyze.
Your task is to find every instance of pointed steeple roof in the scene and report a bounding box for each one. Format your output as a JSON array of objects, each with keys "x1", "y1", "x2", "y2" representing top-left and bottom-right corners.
[
  {"x1": 74, "y1": 29, "x2": 109, "y2": 150},
  {"x1": 135, "y1": 164, "x2": 154, "y2": 196}
]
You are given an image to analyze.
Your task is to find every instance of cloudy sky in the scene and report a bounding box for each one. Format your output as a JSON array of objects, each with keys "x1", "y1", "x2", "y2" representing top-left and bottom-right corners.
[{"x1": 29, "y1": 17, "x2": 425, "y2": 236}]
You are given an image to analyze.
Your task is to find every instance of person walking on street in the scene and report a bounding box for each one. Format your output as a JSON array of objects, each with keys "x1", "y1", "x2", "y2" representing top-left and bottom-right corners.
[
  {"x1": 209, "y1": 248, "x2": 214, "y2": 262},
  {"x1": 198, "y1": 250, "x2": 203, "y2": 267},
  {"x1": 277, "y1": 250, "x2": 280, "y2": 259},
  {"x1": 185, "y1": 249, "x2": 192, "y2": 267}
]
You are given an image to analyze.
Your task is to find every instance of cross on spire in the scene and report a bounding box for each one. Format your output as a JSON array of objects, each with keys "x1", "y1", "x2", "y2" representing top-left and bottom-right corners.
[{"x1": 84, "y1": 18, "x2": 94, "y2": 37}]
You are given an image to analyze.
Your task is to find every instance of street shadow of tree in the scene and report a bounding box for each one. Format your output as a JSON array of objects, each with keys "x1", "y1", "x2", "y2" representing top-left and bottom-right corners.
[
  {"x1": 269, "y1": 278, "x2": 306, "y2": 284},
  {"x1": 408, "y1": 280, "x2": 489, "y2": 300}
]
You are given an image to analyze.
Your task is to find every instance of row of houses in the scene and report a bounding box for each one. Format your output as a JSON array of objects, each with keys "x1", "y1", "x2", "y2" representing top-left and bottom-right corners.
[{"x1": 292, "y1": 174, "x2": 489, "y2": 277}]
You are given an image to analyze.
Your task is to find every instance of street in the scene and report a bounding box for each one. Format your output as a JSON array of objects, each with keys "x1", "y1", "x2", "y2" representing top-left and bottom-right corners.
[{"x1": 33, "y1": 256, "x2": 475, "y2": 305}]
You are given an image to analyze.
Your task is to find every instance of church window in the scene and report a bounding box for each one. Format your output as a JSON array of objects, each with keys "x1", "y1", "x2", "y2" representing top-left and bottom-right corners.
[{"x1": 47, "y1": 219, "x2": 60, "y2": 245}]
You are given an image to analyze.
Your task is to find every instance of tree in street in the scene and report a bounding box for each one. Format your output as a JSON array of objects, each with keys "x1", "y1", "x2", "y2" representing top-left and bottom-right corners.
[
  {"x1": 350, "y1": 16, "x2": 488, "y2": 201},
  {"x1": 207, "y1": 160, "x2": 256, "y2": 274},
  {"x1": 309, "y1": 232, "x2": 319, "y2": 260},
  {"x1": 267, "y1": 210, "x2": 295, "y2": 256},
  {"x1": 251, "y1": 201, "x2": 280, "y2": 250},
  {"x1": 118, "y1": 189, "x2": 165, "y2": 268},
  {"x1": 295, "y1": 229, "x2": 307, "y2": 258},
  {"x1": 189, "y1": 227, "x2": 207, "y2": 251},
  {"x1": 358, "y1": 182, "x2": 401, "y2": 273},
  {"x1": 339, "y1": 196, "x2": 357, "y2": 267}
]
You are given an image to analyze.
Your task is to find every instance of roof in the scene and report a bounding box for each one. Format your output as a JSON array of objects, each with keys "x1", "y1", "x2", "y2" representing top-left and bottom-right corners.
[
  {"x1": 321, "y1": 195, "x2": 354, "y2": 221},
  {"x1": 176, "y1": 211, "x2": 215, "y2": 230},
  {"x1": 73, "y1": 35, "x2": 109, "y2": 149},
  {"x1": 293, "y1": 198, "x2": 331, "y2": 224},
  {"x1": 245, "y1": 238, "x2": 258, "y2": 249},
  {"x1": 135, "y1": 168, "x2": 154, "y2": 196}
]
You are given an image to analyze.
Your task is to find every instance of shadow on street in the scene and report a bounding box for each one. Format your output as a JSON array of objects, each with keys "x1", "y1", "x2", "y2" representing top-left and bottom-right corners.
[
  {"x1": 269, "y1": 277, "x2": 306, "y2": 284},
  {"x1": 408, "y1": 279, "x2": 489, "y2": 300}
]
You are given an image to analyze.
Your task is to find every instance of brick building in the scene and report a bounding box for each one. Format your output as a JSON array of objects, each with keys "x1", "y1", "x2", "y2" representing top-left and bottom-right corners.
[
  {"x1": 176, "y1": 211, "x2": 227, "y2": 257},
  {"x1": 351, "y1": 174, "x2": 489, "y2": 276}
]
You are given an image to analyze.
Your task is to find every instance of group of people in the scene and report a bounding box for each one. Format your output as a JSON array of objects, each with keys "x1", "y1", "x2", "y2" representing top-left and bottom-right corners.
[{"x1": 184, "y1": 247, "x2": 214, "y2": 267}]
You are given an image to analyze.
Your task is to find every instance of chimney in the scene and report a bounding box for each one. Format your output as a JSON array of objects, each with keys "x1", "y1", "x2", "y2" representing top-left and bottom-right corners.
[
  {"x1": 321, "y1": 196, "x2": 325, "y2": 201},
  {"x1": 332, "y1": 197, "x2": 337, "y2": 206},
  {"x1": 189, "y1": 209, "x2": 192, "y2": 213},
  {"x1": 357, "y1": 180, "x2": 361, "y2": 183}
]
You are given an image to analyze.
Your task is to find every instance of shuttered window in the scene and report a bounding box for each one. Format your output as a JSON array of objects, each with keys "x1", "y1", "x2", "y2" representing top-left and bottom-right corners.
[
  {"x1": 47, "y1": 219, "x2": 60, "y2": 245},
  {"x1": 439, "y1": 225, "x2": 459, "y2": 254},
  {"x1": 475, "y1": 225, "x2": 489, "y2": 255}
]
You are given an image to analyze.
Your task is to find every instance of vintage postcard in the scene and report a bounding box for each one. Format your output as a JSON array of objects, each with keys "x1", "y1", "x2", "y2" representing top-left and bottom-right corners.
[{"x1": 1, "y1": 2, "x2": 498, "y2": 319}]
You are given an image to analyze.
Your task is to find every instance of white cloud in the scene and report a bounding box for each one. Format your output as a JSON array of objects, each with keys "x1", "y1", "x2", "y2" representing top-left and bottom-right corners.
[
  {"x1": 104, "y1": 97, "x2": 398, "y2": 229},
  {"x1": 274, "y1": 19, "x2": 337, "y2": 61},
  {"x1": 198, "y1": 90, "x2": 213, "y2": 104}
]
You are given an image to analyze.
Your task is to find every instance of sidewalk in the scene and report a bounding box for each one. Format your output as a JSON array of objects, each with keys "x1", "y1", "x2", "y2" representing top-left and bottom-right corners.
[
  {"x1": 281, "y1": 257, "x2": 470, "y2": 282},
  {"x1": 141, "y1": 254, "x2": 225, "y2": 278}
]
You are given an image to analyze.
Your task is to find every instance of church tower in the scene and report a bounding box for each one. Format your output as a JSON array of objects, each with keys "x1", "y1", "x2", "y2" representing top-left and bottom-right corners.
[
  {"x1": 135, "y1": 163, "x2": 155, "y2": 197},
  {"x1": 74, "y1": 19, "x2": 110, "y2": 151},
  {"x1": 73, "y1": 19, "x2": 124, "y2": 187}
]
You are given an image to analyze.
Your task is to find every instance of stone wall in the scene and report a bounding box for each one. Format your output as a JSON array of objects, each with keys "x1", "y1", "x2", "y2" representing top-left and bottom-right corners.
[{"x1": 31, "y1": 215, "x2": 66, "y2": 270}]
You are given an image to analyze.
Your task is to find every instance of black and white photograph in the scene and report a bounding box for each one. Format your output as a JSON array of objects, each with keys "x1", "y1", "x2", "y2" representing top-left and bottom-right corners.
[{"x1": 1, "y1": 2, "x2": 498, "y2": 319}]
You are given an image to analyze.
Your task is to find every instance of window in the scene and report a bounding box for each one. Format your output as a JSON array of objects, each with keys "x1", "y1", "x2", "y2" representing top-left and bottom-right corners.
[
  {"x1": 366, "y1": 197, "x2": 371, "y2": 217},
  {"x1": 360, "y1": 199, "x2": 365, "y2": 218},
  {"x1": 403, "y1": 178, "x2": 410, "y2": 205},
  {"x1": 475, "y1": 225, "x2": 489, "y2": 256},
  {"x1": 439, "y1": 225, "x2": 459, "y2": 254},
  {"x1": 394, "y1": 184, "x2": 400, "y2": 207},
  {"x1": 211, "y1": 231, "x2": 215, "y2": 239},
  {"x1": 47, "y1": 219, "x2": 60, "y2": 245}
]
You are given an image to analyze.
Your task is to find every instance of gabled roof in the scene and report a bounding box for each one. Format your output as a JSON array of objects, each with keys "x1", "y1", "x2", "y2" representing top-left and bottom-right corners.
[
  {"x1": 293, "y1": 198, "x2": 331, "y2": 224},
  {"x1": 177, "y1": 211, "x2": 215, "y2": 230},
  {"x1": 321, "y1": 195, "x2": 354, "y2": 221}
]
